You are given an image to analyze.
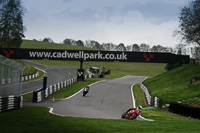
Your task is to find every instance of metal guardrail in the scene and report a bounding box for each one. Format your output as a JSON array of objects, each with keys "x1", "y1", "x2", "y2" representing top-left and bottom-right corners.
[
  {"x1": 0, "y1": 55, "x2": 24, "y2": 97},
  {"x1": 140, "y1": 83, "x2": 162, "y2": 108}
]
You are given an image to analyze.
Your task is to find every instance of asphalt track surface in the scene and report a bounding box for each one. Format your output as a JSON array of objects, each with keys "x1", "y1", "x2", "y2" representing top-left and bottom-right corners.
[
  {"x1": 22, "y1": 61, "x2": 150, "y2": 120},
  {"x1": 22, "y1": 60, "x2": 46, "y2": 94},
  {"x1": 51, "y1": 76, "x2": 146, "y2": 120}
]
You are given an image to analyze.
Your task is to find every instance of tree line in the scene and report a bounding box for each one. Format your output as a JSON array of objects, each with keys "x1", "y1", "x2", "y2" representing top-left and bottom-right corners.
[
  {"x1": 42, "y1": 37, "x2": 184, "y2": 54},
  {"x1": 0, "y1": 0, "x2": 199, "y2": 59}
]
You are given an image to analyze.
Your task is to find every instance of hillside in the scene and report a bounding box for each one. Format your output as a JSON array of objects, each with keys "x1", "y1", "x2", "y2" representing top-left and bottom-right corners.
[
  {"x1": 21, "y1": 40, "x2": 97, "y2": 50},
  {"x1": 143, "y1": 64, "x2": 200, "y2": 106}
]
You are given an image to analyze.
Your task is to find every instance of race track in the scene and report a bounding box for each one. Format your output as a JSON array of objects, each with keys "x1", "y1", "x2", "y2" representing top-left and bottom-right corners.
[{"x1": 51, "y1": 76, "x2": 146, "y2": 119}]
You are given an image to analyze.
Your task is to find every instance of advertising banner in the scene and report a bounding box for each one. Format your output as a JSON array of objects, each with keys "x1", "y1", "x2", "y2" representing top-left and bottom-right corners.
[{"x1": 0, "y1": 48, "x2": 189, "y2": 63}]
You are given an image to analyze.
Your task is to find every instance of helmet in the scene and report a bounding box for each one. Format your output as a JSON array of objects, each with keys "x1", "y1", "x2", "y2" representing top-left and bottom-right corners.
[{"x1": 138, "y1": 106, "x2": 142, "y2": 110}]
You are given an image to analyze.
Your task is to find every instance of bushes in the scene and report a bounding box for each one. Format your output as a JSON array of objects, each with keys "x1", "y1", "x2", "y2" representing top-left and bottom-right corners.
[{"x1": 169, "y1": 102, "x2": 200, "y2": 119}]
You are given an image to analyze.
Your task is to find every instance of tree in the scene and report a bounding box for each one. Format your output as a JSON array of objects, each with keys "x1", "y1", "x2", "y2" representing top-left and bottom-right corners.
[
  {"x1": 102, "y1": 43, "x2": 116, "y2": 51},
  {"x1": 191, "y1": 46, "x2": 200, "y2": 59},
  {"x1": 151, "y1": 45, "x2": 165, "y2": 52},
  {"x1": 76, "y1": 40, "x2": 84, "y2": 47},
  {"x1": 126, "y1": 45, "x2": 132, "y2": 51},
  {"x1": 43, "y1": 37, "x2": 54, "y2": 43},
  {"x1": 85, "y1": 40, "x2": 93, "y2": 48},
  {"x1": 132, "y1": 44, "x2": 140, "y2": 52},
  {"x1": 94, "y1": 41, "x2": 103, "y2": 50},
  {"x1": 85, "y1": 40, "x2": 103, "y2": 49},
  {"x1": 174, "y1": 44, "x2": 187, "y2": 55},
  {"x1": 117, "y1": 43, "x2": 126, "y2": 51},
  {"x1": 63, "y1": 38, "x2": 72, "y2": 45},
  {"x1": 63, "y1": 38, "x2": 76, "y2": 45},
  {"x1": 140, "y1": 43, "x2": 150, "y2": 52},
  {"x1": 0, "y1": 0, "x2": 25, "y2": 48},
  {"x1": 175, "y1": 0, "x2": 200, "y2": 45}
]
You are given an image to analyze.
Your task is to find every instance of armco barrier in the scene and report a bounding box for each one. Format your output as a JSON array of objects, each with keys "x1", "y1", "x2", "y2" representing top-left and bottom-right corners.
[
  {"x1": 22, "y1": 70, "x2": 39, "y2": 82},
  {"x1": 0, "y1": 95, "x2": 22, "y2": 112},
  {"x1": 33, "y1": 77, "x2": 77, "y2": 102},
  {"x1": 140, "y1": 83, "x2": 162, "y2": 108},
  {"x1": 169, "y1": 102, "x2": 200, "y2": 119},
  {"x1": 140, "y1": 83, "x2": 152, "y2": 105}
]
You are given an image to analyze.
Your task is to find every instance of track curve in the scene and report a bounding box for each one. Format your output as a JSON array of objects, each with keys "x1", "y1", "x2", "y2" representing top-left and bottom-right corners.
[{"x1": 51, "y1": 76, "x2": 146, "y2": 119}]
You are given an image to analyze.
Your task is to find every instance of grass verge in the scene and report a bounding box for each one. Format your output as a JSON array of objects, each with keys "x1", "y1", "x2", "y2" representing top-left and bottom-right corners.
[
  {"x1": 23, "y1": 78, "x2": 101, "y2": 100},
  {"x1": 0, "y1": 107, "x2": 200, "y2": 133},
  {"x1": 133, "y1": 83, "x2": 147, "y2": 107},
  {"x1": 21, "y1": 62, "x2": 37, "y2": 76}
]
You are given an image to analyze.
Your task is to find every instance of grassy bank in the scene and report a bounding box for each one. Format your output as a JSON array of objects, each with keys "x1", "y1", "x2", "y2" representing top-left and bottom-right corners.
[
  {"x1": 143, "y1": 64, "x2": 200, "y2": 105},
  {"x1": 29, "y1": 60, "x2": 166, "y2": 78},
  {"x1": 21, "y1": 40, "x2": 97, "y2": 50}
]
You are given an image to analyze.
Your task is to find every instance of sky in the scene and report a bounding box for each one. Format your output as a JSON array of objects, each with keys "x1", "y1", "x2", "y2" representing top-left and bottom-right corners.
[{"x1": 23, "y1": 0, "x2": 188, "y2": 48}]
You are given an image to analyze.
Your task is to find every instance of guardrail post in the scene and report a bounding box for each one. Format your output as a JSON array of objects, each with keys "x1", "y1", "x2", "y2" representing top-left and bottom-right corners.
[
  {"x1": 43, "y1": 76, "x2": 47, "y2": 90},
  {"x1": 32, "y1": 91, "x2": 37, "y2": 102}
]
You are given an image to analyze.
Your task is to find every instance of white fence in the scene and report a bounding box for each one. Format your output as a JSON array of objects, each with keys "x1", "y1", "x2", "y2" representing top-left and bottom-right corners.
[
  {"x1": 22, "y1": 71, "x2": 39, "y2": 82},
  {"x1": 36, "y1": 77, "x2": 77, "y2": 102}
]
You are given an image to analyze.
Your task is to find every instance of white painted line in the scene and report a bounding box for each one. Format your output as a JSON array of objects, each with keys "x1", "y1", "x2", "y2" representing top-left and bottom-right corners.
[
  {"x1": 131, "y1": 84, "x2": 136, "y2": 108},
  {"x1": 48, "y1": 107, "x2": 65, "y2": 117},
  {"x1": 65, "y1": 88, "x2": 84, "y2": 100},
  {"x1": 22, "y1": 91, "x2": 33, "y2": 95},
  {"x1": 139, "y1": 115, "x2": 154, "y2": 121},
  {"x1": 65, "y1": 79, "x2": 106, "y2": 100}
]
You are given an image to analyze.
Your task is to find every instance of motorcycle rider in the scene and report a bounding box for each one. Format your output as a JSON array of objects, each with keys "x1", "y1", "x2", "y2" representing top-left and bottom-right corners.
[
  {"x1": 138, "y1": 105, "x2": 142, "y2": 112},
  {"x1": 126, "y1": 106, "x2": 142, "y2": 113},
  {"x1": 83, "y1": 86, "x2": 89, "y2": 96},
  {"x1": 84, "y1": 86, "x2": 89, "y2": 92}
]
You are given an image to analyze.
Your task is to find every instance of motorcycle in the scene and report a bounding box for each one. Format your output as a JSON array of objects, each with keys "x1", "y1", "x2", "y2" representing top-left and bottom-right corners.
[
  {"x1": 83, "y1": 86, "x2": 89, "y2": 96},
  {"x1": 121, "y1": 108, "x2": 141, "y2": 120}
]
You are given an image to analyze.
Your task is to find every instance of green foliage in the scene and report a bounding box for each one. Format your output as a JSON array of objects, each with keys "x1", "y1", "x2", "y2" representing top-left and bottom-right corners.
[
  {"x1": 176, "y1": 0, "x2": 200, "y2": 45},
  {"x1": 43, "y1": 37, "x2": 54, "y2": 43},
  {"x1": 165, "y1": 63, "x2": 182, "y2": 71},
  {"x1": 144, "y1": 64, "x2": 200, "y2": 104},
  {"x1": 132, "y1": 44, "x2": 140, "y2": 51},
  {"x1": 0, "y1": 0, "x2": 25, "y2": 48},
  {"x1": 76, "y1": 40, "x2": 84, "y2": 47}
]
